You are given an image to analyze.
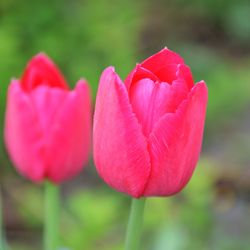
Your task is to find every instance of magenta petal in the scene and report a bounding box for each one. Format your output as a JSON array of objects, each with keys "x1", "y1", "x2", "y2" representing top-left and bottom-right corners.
[
  {"x1": 129, "y1": 78, "x2": 190, "y2": 137},
  {"x1": 141, "y1": 48, "x2": 184, "y2": 75},
  {"x1": 125, "y1": 65, "x2": 158, "y2": 89},
  {"x1": 4, "y1": 81, "x2": 46, "y2": 182},
  {"x1": 30, "y1": 85, "x2": 68, "y2": 133},
  {"x1": 176, "y1": 64, "x2": 194, "y2": 89},
  {"x1": 143, "y1": 81, "x2": 208, "y2": 196},
  {"x1": 151, "y1": 64, "x2": 179, "y2": 83},
  {"x1": 129, "y1": 78, "x2": 171, "y2": 137},
  {"x1": 93, "y1": 67, "x2": 151, "y2": 198},
  {"x1": 167, "y1": 79, "x2": 190, "y2": 111},
  {"x1": 46, "y1": 80, "x2": 91, "y2": 183},
  {"x1": 21, "y1": 53, "x2": 69, "y2": 91}
]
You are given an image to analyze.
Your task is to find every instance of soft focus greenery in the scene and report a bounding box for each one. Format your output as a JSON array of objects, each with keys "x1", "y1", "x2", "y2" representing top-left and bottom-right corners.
[{"x1": 1, "y1": 0, "x2": 250, "y2": 249}]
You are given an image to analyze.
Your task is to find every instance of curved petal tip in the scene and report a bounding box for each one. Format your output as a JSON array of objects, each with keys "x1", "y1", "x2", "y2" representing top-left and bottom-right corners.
[{"x1": 21, "y1": 53, "x2": 69, "y2": 91}]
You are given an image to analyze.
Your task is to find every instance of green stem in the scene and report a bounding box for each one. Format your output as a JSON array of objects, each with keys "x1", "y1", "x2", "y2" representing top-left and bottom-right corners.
[
  {"x1": 125, "y1": 198, "x2": 146, "y2": 250},
  {"x1": 44, "y1": 181, "x2": 60, "y2": 250}
]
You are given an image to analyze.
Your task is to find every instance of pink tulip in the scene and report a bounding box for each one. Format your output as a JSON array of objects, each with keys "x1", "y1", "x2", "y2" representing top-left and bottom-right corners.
[
  {"x1": 5, "y1": 53, "x2": 91, "y2": 183},
  {"x1": 94, "y1": 48, "x2": 208, "y2": 198}
]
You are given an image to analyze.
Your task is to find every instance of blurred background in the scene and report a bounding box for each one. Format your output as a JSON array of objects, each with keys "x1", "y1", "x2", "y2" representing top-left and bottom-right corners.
[{"x1": 1, "y1": 0, "x2": 250, "y2": 249}]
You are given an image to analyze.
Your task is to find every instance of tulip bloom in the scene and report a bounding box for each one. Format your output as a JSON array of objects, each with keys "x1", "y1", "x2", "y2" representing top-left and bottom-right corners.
[
  {"x1": 94, "y1": 48, "x2": 208, "y2": 198},
  {"x1": 5, "y1": 53, "x2": 91, "y2": 183}
]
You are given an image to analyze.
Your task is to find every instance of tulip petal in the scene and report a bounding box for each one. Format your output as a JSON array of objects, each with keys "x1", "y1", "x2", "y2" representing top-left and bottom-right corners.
[
  {"x1": 21, "y1": 53, "x2": 68, "y2": 91},
  {"x1": 4, "y1": 80, "x2": 46, "y2": 182},
  {"x1": 129, "y1": 78, "x2": 190, "y2": 137},
  {"x1": 176, "y1": 64, "x2": 194, "y2": 89},
  {"x1": 150, "y1": 64, "x2": 179, "y2": 84},
  {"x1": 30, "y1": 85, "x2": 67, "y2": 133},
  {"x1": 169, "y1": 79, "x2": 190, "y2": 110},
  {"x1": 151, "y1": 64, "x2": 194, "y2": 87},
  {"x1": 46, "y1": 80, "x2": 91, "y2": 183},
  {"x1": 94, "y1": 67, "x2": 151, "y2": 198},
  {"x1": 141, "y1": 48, "x2": 184, "y2": 76},
  {"x1": 143, "y1": 81, "x2": 208, "y2": 196},
  {"x1": 125, "y1": 65, "x2": 158, "y2": 89}
]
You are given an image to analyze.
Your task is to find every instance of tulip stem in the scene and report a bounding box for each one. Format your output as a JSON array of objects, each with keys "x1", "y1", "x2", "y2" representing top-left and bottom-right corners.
[
  {"x1": 125, "y1": 198, "x2": 146, "y2": 250},
  {"x1": 44, "y1": 181, "x2": 60, "y2": 250}
]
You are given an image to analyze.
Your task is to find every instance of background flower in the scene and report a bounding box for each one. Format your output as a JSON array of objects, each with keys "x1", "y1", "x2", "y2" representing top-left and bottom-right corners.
[{"x1": 4, "y1": 53, "x2": 91, "y2": 183}]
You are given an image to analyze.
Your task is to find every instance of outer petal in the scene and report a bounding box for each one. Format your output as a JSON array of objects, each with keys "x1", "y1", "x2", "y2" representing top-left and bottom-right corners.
[
  {"x1": 4, "y1": 80, "x2": 46, "y2": 181},
  {"x1": 21, "y1": 53, "x2": 69, "y2": 91},
  {"x1": 30, "y1": 85, "x2": 68, "y2": 133},
  {"x1": 143, "y1": 81, "x2": 208, "y2": 196},
  {"x1": 45, "y1": 80, "x2": 91, "y2": 183},
  {"x1": 141, "y1": 48, "x2": 184, "y2": 76},
  {"x1": 93, "y1": 67, "x2": 151, "y2": 198}
]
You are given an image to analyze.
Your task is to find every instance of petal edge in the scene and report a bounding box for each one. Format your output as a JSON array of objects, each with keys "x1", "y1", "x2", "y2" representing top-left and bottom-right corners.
[
  {"x1": 143, "y1": 81, "x2": 208, "y2": 196},
  {"x1": 94, "y1": 67, "x2": 151, "y2": 198}
]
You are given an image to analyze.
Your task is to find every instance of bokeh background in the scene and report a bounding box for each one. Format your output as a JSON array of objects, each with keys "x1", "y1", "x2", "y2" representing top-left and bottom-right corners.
[{"x1": 1, "y1": 0, "x2": 250, "y2": 249}]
